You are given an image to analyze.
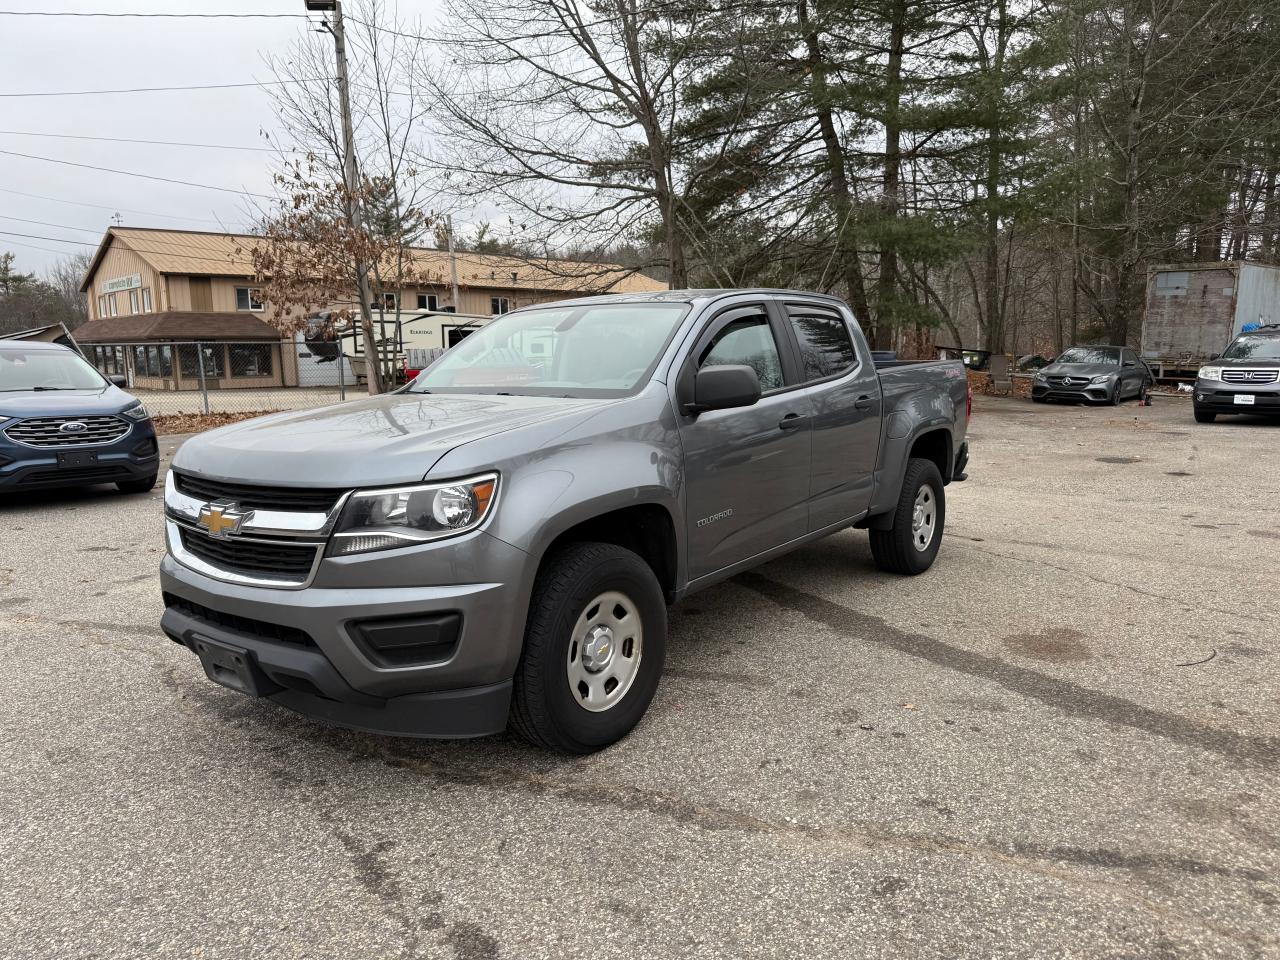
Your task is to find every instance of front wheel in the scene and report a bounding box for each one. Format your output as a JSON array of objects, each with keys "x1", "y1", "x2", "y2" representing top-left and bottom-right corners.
[
  {"x1": 1194, "y1": 408, "x2": 1217, "y2": 424},
  {"x1": 869, "y1": 458, "x2": 946, "y2": 576},
  {"x1": 509, "y1": 542, "x2": 666, "y2": 753}
]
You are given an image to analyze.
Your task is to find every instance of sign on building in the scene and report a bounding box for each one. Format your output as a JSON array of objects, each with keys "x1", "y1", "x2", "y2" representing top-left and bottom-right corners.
[{"x1": 103, "y1": 274, "x2": 142, "y2": 293}]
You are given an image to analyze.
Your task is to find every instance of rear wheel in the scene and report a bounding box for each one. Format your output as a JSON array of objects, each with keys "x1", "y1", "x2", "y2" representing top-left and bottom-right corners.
[
  {"x1": 116, "y1": 473, "x2": 158, "y2": 495},
  {"x1": 509, "y1": 542, "x2": 666, "y2": 753},
  {"x1": 869, "y1": 458, "x2": 946, "y2": 576},
  {"x1": 1194, "y1": 408, "x2": 1217, "y2": 424}
]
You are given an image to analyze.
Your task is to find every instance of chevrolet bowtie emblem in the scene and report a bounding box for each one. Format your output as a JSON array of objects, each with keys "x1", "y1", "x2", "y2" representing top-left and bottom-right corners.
[{"x1": 197, "y1": 501, "x2": 253, "y2": 539}]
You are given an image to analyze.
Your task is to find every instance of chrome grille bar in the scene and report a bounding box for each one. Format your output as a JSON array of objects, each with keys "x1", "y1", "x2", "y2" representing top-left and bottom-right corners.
[{"x1": 4, "y1": 415, "x2": 131, "y2": 447}]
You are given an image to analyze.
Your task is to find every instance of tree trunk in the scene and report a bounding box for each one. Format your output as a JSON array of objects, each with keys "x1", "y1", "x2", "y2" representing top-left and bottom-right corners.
[
  {"x1": 800, "y1": 0, "x2": 871, "y2": 324},
  {"x1": 874, "y1": 0, "x2": 907, "y2": 350}
]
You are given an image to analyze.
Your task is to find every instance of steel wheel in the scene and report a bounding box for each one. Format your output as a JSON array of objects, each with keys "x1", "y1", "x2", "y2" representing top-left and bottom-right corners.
[
  {"x1": 911, "y1": 484, "x2": 937, "y2": 552},
  {"x1": 565, "y1": 590, "x2": 643, "y2": 713}
]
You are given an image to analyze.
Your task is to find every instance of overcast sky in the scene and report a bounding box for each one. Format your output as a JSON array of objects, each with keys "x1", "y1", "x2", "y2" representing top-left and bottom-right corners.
[{"x1": 0, "y1": 0, "x2": 444, "y2": 277}]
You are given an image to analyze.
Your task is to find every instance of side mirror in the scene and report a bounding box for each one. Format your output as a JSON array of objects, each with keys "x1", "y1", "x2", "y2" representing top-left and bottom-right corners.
[
  {"x1": 108, "y1": 374, "x2": 128, "y2": 388},
  {"x1": 1209, "y1": 353, "x2": 1220, "y2": 361},
  {"x1": 1123, "y1": 360, "x2": 1136, "y2": 367},
  {"x1": 685, "y1": 364, "x2": 761, "y2": 415}
]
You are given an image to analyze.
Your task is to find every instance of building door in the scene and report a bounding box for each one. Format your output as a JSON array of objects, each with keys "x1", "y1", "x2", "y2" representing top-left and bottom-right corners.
[{"x1": 190, "y1": 277, "x2": 213, "y2": 312}]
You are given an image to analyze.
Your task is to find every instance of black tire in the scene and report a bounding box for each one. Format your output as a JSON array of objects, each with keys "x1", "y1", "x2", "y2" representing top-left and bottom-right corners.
[
  {"x1": 1194, "y1": 408, "x2": 1216, "y2": 424},
  {"x1": 509, "y1": 541, "x2": 666, "y2": 753},
  {"x1": 869, "y1": 458, "x2": 946, "y2": 576},
  {"x1": 1031, "y1": 395, "x2": 1045, "y2": 404},
  {"x1": 116, "y1": 473, "x2": 158, "y2": 495},
  {"x1": 1109, "y1": 384, "x2": 1122, "y2": 405}
]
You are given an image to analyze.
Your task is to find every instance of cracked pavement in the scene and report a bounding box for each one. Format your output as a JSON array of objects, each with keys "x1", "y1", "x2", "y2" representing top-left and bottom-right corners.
[{"x1": 2, "y1": 396, "x2": 1278, "y2": 959}]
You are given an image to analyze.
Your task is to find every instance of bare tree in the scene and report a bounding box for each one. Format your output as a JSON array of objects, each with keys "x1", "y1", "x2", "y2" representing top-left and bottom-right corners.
[{"x1": 423, "y1": 0, "x2": 749, "y2": 287}]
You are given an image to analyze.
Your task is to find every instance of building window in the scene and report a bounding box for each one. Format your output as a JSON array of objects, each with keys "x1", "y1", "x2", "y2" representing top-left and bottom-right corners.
[
  {"x1": 179, "y1": 344, "x2": 225, "y2": 378},
  {"x1": 235, "y1": 286, "x2": 265, "y2": 311},
  {"x1": 91, "y1": 345, "x2": 126, "y2": 377},
  {"x1": 128, "y1": 289, "x2": 140, "y2": 314},
  {"x1": 417, "y1": 293, "x2": 439, "y2": 311},
  {"x1": 141, "y1": 288, "x2": 153, "y2": 312},
  {"x1": 380, "y1": 292, "x2": 398, "y2": 311},
  {"x1": 229, "y1": 343, "x2": 273, "y2": 377},
  {"x1": 1155, "y1": 272, "x2": 1188, "y2": 297},
  {"x1": 491, "y1": 297, "x2": 512, "y2": 315},
  {"x1": 96, "y1": 295, "x2": 107, "y2": 318},
  {"x1": 108, "y1": 293, "x2": 119, "y2": 317}
]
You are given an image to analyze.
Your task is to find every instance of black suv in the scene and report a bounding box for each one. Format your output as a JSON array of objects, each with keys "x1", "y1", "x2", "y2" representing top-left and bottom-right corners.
[
  {"x1": 0, "y1": 340, "x2": 159, "y2": 493},
  {"x1": 1194, "y1": 326, "x2": 1280, "y2": 423}
]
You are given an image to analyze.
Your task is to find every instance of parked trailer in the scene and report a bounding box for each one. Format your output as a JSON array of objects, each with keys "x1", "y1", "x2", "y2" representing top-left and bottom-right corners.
[{"x1": 1142, "y1": 262, "x2": 1280, "y2": 380}]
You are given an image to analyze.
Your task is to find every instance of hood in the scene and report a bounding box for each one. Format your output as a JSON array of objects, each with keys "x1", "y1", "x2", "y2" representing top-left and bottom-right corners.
[
  {"x1": 1041, "y1": 361, "x2": 1118, "y2": 378},
  {"x1": 172, "y1": 390, "x2": 609, "y2": 488},
  {"x1": 1217, "y1": 355, "x2": 1280, "y2": 368},
  {"x1": 0, "y1": 383, "x2": 139, "y2": 419}
]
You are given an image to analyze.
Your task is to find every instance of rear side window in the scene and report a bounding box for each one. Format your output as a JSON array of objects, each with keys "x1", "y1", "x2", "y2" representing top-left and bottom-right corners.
[{"x1": 786, "y1": 307, "x2": 858, "y2": 381}]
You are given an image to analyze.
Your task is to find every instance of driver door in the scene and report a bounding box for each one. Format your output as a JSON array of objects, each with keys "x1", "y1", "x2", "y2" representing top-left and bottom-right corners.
[{"x1": 677, "y1": 302, "x2": 812, "y2": 581}]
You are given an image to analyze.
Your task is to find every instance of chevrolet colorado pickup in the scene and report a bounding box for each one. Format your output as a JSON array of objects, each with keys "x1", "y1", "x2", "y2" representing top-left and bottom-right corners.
[{"x1": 160, "y1": 289, "x2": 970, "y2": 752}]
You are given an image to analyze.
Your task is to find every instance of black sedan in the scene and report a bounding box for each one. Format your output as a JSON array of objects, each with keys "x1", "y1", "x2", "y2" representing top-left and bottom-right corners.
[{"x1": 1031, "y1": 346, "x2": 1154, "y2": 405}]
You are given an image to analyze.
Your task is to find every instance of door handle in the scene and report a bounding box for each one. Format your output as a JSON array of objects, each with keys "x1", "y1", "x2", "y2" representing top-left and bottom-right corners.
[
  {"x1": 778, "y1": 413, "x2": 807, "y2": 431},
  {"x1": 853, "y1": 395, "x2": 874, "y2": 410}
]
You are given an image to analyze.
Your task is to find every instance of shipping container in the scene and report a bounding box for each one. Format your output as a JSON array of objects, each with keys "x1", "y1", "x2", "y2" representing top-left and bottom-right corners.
[{"x1": 1142, "y1": 262, "x2": 1280, "y2": 379}]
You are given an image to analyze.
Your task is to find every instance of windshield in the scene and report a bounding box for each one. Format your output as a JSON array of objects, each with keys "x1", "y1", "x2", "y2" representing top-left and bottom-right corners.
[
  {"x1": 1222, "y1": 335, "x2": 1280, "y2": 361},
  {"x1": 0, "y1": 347, "x2": 108, "y2": 391},
  {"x1": 409, "y1": 302, "x2": 690, "y2": 397},
  {"x1": 1056, "y1": 346, "x2": 1119, "y2": 365}
]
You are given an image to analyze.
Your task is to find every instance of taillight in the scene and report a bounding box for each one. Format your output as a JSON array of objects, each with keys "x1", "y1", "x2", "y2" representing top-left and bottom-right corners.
[{"x1": 967, "y1": 385, "x2": 973, "y2": 419}]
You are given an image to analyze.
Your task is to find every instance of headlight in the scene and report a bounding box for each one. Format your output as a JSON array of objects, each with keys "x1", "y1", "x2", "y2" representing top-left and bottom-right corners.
[
  {"x1": 1090, "y1": 374, "x2": 1114, "y2": 384},
  {"x1": 1034, "y1": 372, "x2": 1047, "y2": 382},
  {"x1": 1198, "y1": 366, "x2": 1223, "y2": 381},
  {"x1": 121, "y1": 403, "x2": 150, "y2": 421},
  {"x1": 329, "y1": 474, "x2": 497, "y2": 556}
]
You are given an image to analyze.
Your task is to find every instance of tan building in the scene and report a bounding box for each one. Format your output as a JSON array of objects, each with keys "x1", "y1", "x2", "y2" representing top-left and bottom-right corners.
[{"x1": 75, "y1": 227, "x2": 664, "y2": 389}]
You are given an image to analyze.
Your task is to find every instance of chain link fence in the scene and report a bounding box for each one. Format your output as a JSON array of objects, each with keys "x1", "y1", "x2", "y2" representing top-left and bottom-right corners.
[{"x1": 83, "y1": 338, "x2": 360, "y2": 418}]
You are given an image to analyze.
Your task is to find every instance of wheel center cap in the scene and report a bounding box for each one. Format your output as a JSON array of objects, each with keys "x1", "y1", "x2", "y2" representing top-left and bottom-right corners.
[{"x1": 581, "y1": 625, "x2": 615, "y2": 673}]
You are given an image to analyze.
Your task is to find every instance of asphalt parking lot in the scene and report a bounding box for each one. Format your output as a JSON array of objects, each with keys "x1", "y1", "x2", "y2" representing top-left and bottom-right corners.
[{"x1": 3, "y1": 395, "x2": 1278, "y2": 960}]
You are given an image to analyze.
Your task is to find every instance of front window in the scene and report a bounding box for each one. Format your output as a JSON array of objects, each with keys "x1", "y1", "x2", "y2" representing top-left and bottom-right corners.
[
  {"x1": 235, "y1": 287, "x2": 265, "y2": 312},
  {"x1": 699, "y1": 314, "x2": 784, "y2": 391},
  {"x1": 1057, "y1": 346, "x2": 1120, "y2": 365},
  {"x1": 410, "y1": 302, "x2": 689, "y2": 398},
  {"x1": 0, "y1": 347, "x2": 108, "y2": 391},
  {"x1": 1222, "y1": 335, "x2": 1280, "y2": 361}
]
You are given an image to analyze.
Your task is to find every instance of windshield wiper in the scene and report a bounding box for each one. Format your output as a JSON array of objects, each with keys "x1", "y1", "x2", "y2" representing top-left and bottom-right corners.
[{"x1": 1, "y1": 386, "x2": 75, "y2": 392}]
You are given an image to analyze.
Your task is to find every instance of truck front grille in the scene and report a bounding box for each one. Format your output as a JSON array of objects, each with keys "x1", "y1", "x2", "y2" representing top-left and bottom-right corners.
[
  {"x1": 172, "y1": 472, "x2": 346, "y2": 512},
  {"x1": 178, "y1": 527, "x2": 320, "y2": 581},
  {"x1": 5, "y1": 415, "x2": 130, "y2": 447},
  {"x1": 1222, "y1": 369, "x2": 1279, "y2": 384}
]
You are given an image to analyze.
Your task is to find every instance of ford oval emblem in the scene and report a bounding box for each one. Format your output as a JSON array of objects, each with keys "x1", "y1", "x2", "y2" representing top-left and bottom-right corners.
[{"x1": 59, "y1": 421, "x2": 88, "y2": 434}]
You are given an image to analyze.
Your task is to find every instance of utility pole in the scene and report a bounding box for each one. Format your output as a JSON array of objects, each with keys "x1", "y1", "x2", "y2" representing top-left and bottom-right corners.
[
  {"x1": 446, "y1": 215, "x2": 461, "y2": 311},
  {"x1": 312, "y1": 0, "x2": 383, "y2": 394}
]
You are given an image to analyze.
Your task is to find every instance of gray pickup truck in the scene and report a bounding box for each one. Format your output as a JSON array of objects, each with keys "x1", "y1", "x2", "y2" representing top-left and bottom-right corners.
[{"x1": 160, "y1": 289, "x2": 970, "y2": 752}]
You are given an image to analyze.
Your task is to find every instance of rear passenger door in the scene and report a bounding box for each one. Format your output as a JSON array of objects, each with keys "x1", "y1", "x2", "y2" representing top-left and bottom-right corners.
[
  {"x1": 677, "y1": 301, "x2": 813, "y2": 580},
  {"x1": 778, "y1": 300, "x2": 881, "y2": 531}
]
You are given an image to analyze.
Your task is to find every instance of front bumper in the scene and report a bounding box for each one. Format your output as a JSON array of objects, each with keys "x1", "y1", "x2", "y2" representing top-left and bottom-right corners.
[
  {"x1": 1031, "y1": 380, "x2": 1113, "y2": 402},
  {"x1": 0, "y1": 421, "x2": 158, "y2": 490},
  {"x1": 1194, "y1": 381, "x2": 1280, "y2": 414},
  {"x1": 159, "y1": 528, "x2": 533, "y2": 738}
]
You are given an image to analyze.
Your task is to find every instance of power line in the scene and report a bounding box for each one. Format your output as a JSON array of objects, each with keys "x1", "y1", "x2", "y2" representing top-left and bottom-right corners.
[
  {"x1": 0, "y1": 10, "x2": 308, "y2": 18},
  {"x1": 0, "y1": 186, "x2": 245, "y2": 228},
  {"x1": 0, "y1": 78, "x2": 331, "y2": 98},
  {"x1": 0, "y1": 149, "x2": 275, "y2": 199},
  {"x1": 0, "y1": 129, "x2": 299, "y2": 153},
  {"x1": 0, "y1": 229, "x2": 95, "y2": 248},
  {"x1": 0, "y1": 214, "x2": 101, "y2": 235}
]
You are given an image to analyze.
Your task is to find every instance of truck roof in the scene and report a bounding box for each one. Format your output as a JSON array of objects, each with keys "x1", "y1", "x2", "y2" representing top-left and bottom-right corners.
[{"x1": 535, "y1": 288, "x2": 851, "y2": 309}]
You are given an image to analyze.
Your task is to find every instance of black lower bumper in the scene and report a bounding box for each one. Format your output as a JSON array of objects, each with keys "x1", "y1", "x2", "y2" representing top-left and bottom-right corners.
[
  {"x1": 0, "y1": 435, "x2": 159, "y2": 491},
  {"x1": 1194, "y1": 388, "x2": 1280, "y2": 415},
  {"x1": 161, "y1": 606, "x2": 511, "y2": 739}
]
